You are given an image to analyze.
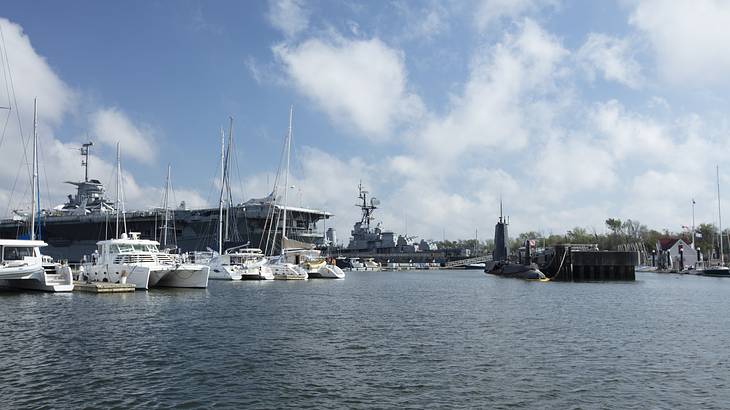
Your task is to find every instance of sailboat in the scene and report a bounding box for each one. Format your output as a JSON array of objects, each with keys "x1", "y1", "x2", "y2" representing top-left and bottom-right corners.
[
  {"x1": 263, "y1": 108, "x2": 344, "y2": 280},
  {"x1": 0, "y1": 98, "x2": 74, "y2": 292},
  {"x1": 265, "y1": 107, "x2": 309, "y2": 280},
  {"x1": 80, "y1": 145, "x2": 210, "y2": 289},
  {"x1": 698, "y1": 166, "x2": 730, "y2": 277},
  {"x1": 198, "y1": 118, "x2": 272, "y2": 280}
]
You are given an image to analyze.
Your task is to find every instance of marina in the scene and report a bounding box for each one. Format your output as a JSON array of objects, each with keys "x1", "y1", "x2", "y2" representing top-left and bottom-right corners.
[
  {"x1": 2, "y1": 269, "x2": 730, "y2": 408},
  {"x1": 3, "y1": 2, "x2": 730, "y2": 408}
]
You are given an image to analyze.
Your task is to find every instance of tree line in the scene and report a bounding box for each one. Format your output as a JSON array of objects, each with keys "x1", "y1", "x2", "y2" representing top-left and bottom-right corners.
[{"x1": 433, "y1": 218, "x2": 725, "y2": 256}]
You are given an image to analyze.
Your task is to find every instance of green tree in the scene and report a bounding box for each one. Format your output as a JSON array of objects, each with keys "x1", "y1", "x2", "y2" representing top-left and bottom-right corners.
[{"x1": 605, "y1": 218, "x2": 622, "y2": 235}]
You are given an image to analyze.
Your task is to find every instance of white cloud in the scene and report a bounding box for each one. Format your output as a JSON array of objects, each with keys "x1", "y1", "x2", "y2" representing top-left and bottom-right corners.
[
  {"x1": 0, "y1": 18, "x2": 74, "y2": 127},
  {"x1": 267, "y1": 0, "x2": 309, "y2": 38},
  {"x1": 577, "y1": 33, "x2": 642, "y2": 88},
  {"x1": 90, "y1": 107, "x2": 157, "y2": 164},
  {"x1": 630, "y1": 0, "x2": 730, "y2": 86},
  {"x1": 0, "y1": 18, "x2": 188, "y2": 219},
  {"x1": 534, "y1": 134, "x2": 618, "y2": 200},
  {"x1": 393, "y1": 2, "x2": 450, "y2": 42},
  {"x1": 274, "y1": 37, "x2": 424, "y2": 139},
  {"x1": 413, "y1": 19, "x2": 569, "y2": 170},
  {"x1": 590, "y1": 100, "x2": 667, "y2": 162},
  {"x1": 474, "y1": 0, "x2": 557, "y2": 32}
]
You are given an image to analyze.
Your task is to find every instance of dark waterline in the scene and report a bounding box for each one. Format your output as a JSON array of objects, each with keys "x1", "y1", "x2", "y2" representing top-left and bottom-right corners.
[{"x1": 1, "y1": 271, "x2": 729, "y2": 408}]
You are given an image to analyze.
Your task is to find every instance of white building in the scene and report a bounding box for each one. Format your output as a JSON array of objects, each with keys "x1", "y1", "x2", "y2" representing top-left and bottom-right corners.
[{"x1": 656, "y1": 238, "x2": 697, "y2": 270}]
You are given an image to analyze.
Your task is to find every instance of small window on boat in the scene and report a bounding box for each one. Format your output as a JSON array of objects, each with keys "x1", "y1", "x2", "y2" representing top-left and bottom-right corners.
[
  {"x1": 3, "y1": 246, "x2": 33, "y2": 261},
  {"x1": 114, "y1": 244, "x2": 134, "y2": 253}
]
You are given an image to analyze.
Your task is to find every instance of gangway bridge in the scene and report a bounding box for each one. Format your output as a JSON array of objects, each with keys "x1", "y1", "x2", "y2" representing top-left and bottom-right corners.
[{"x1": 444, "y1": 255, "x2": 491, "y2": 268}]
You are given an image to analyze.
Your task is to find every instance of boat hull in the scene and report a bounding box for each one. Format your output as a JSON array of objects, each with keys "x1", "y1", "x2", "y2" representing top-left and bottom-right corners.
[
  {"x1": 0, "y1": 264, "x2": 74, "y2": 292},
  {"x1": 484, "y1": 261, "x2": 548, "y2": 281},
  {"x1": 152, "y1": 265, "x2": 210, "y2": 288},
  {"x1": 81, "y1": 264, "x2": 152, "y2": 290},
  {"x1": 699, "y1": 268, "x2": 730, "y2": 277},
  {"x1": 308, "y1": 264, "x2": 346, "y2": 279},
  {"x1": 209, "y1": 264, "x2": 243, "y2": 281},
  {"x1": 269, "y1": 262, "x2": 308, "y2": 280}
]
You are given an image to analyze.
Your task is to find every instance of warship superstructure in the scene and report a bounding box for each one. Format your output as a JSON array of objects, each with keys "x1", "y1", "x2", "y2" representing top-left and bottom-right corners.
[
  {"x1": 0, "y1": 144, "x2": 331, "y2": 262},
  {"x1": 342, "y1": 183, "x2": 435, "y2": 254}
]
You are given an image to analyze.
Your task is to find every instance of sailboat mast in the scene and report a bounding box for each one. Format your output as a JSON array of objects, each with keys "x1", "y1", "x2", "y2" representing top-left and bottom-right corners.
[
  {"x1": 163, "y1": 164, "x2": 170, "y2": 247},
  {"x1": 218, "y1": 127, "x2": 225, "y2": 254},
  {"x1": 718, "y1": 165, "x2": 724, "y2": 265},
  {"x1": 225, "y1": 116, "x2": 233, "y2": 242},
  {"x1": 281, "y1": 106, "x2": 292, "y2": 257},
  {"x1": 115, "y1": 143, "x2": 121, "y2": 238},
  {"x1": 692, "y1": 198, "x2": 695, "y2": 249},
  {"x1": 30, "y1": 98, "x2": 38, "y2": 240}
]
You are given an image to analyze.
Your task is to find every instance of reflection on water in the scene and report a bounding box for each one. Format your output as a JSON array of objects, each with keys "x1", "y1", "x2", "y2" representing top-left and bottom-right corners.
[{"x1": 1, "y1": 271, "x2": 730, "y2": 408}]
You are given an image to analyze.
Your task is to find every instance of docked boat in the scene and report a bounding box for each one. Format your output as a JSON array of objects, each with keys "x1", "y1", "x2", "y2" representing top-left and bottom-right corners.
[
  {"x1": 262, "y1": 107, "x2": 345, "y2": 280},
  {"x1": 265, "y1": 107, "x2": 308, "y2": 280},
  {"x1": 696, "y1": 166, "x2": 730, "y2": 278},
  {"x1": 696, "y1": 266, "x2": 730, "y2": 277},
  {"x1": 81, "y1": 232, "x2": 210, "y2": 289},
  {"x1": 0, "y1": 100, "x2": 74, "y2": 292},
  {"x1": 289, "y1": 249, "x2": 345, "y2": 279},
  {"x1": 193, "y1": 121, "x2": 272, "y2": 281},
  {"x1": 0, "y1": 239, "x2": 74, "y2": 292},
  {"x1": 194, "y1": 247, "x2": 272, "y2": 280},
  {"x1": 268, "y1": 255, "x2": 309, "y2": 280}
]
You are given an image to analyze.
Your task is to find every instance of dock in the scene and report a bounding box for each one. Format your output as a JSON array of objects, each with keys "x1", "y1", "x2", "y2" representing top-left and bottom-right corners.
[
  {"x1": 73, "y1": 281, "x2": 136, "y2": 293},
  {"x1": 536, "y1": 245, "x2": 636, "y2": 281}
]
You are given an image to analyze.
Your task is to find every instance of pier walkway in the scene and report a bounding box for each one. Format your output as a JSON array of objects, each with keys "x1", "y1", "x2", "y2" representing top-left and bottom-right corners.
[{"x1": 444, "y1": 255, "x2": 491, "y2": 268}]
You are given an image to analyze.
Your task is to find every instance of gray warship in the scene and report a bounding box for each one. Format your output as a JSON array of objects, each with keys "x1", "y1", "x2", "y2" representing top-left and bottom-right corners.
[
  {"x1": 345, "y1": 182, "x2": 431, "y2": 254},
  {"x1": 0, "y1": 144, "x2": 331, "y2": 262},
  {"x1": 329, "y1": 183, "x2": 467, "y2": 267}
]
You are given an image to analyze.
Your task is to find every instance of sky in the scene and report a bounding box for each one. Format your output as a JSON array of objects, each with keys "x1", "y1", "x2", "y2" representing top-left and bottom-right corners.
[{"x1": 2, "y1": 0, "x2": 730, "y2": 244}]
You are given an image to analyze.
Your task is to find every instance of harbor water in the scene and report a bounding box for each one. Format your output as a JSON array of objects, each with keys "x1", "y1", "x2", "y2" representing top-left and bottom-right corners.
[{"x1": 2, "y1": 270, "x2": 730, "y2": 408}]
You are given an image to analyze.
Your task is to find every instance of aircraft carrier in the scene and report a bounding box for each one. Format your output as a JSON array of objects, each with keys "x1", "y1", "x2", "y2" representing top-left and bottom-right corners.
[{"x1": 0, "y1": 144, "x2": 331, "y2": 262}]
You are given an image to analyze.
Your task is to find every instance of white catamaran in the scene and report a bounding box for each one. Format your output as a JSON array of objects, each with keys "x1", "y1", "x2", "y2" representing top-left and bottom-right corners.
[
  {"x1": 79, "y1": 145, "x2": 210, "y2": 289},
  {"x1": 82, "y1": 232, "x2": 210, "y2": 289},
  {"x1": 0, "y1": 99, "x2": 74, "y2": 292}
]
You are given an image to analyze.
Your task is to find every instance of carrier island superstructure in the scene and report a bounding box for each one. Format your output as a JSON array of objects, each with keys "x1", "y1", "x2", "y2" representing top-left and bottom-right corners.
[{"x1": 0, "y1": 144, "x2": 331, "y2": 262}]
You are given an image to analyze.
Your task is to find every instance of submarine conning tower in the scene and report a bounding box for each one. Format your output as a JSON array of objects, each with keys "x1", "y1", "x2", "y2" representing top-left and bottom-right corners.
[{"x1": 493, "y1": 200, "x2": 509, "y2": 262}]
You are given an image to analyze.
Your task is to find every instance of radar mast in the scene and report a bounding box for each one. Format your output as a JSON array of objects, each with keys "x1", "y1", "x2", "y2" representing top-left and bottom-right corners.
[
  {"x1": 80, "y1": 142, "x2": 93, "y2": 182},
  {"x1": 356, "y1": 181, "x2": 378, "y2": 230}
]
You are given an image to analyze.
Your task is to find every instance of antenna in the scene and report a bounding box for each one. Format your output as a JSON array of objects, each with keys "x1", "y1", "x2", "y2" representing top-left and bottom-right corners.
[{"x1": 499, "y1": 194, "x2": 503, "y2": 223}]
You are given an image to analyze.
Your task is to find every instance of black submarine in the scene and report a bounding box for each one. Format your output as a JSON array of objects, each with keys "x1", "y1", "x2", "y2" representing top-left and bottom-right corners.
[{"x1": 483, "y1": 202, "x2": 548, "y2": 281}]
